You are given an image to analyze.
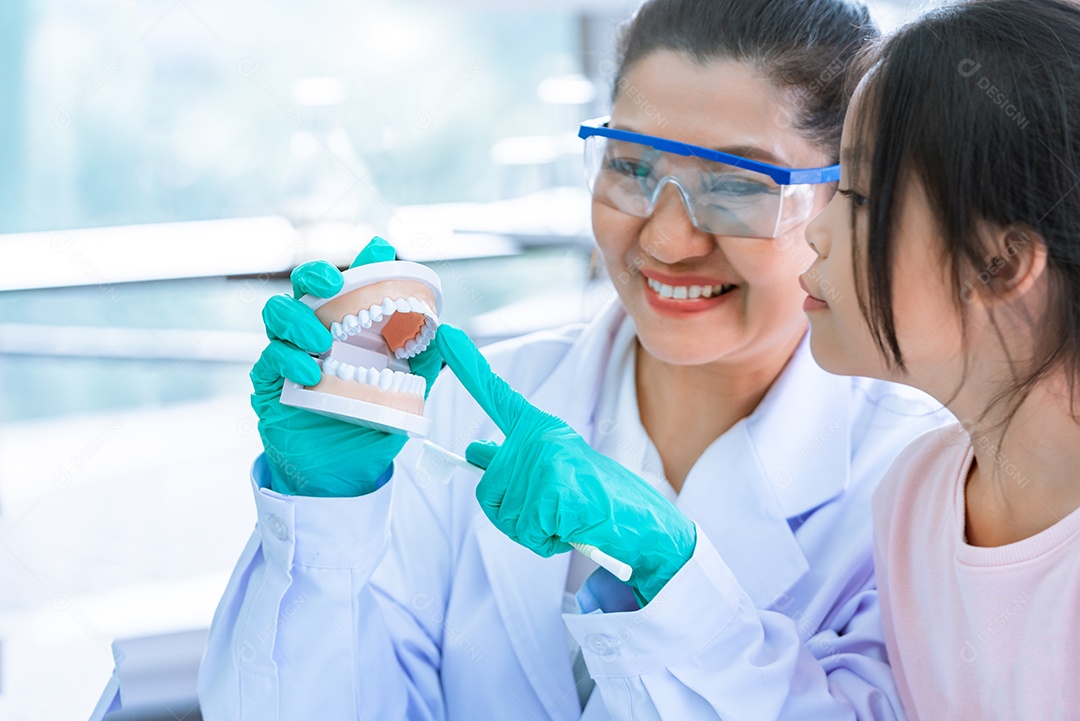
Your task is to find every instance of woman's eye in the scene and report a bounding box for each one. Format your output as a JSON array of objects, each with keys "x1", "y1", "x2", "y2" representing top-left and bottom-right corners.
[
  {"x1": 838, "y1": 188, "x2": 868, "y2": 208},
  {"x1": 605, "y1": 157, "x2": 653, "y2": 179},
  {"x1": 707, "y1": 178, "x2": 770, "y2": 196},
  {"x1": 704, "y1": 172, "x2": 773, "y2": 195}
]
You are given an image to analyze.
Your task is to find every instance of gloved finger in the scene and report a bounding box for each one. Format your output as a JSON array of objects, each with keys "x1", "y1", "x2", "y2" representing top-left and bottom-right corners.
[
  {"x1": 251, "y1": 338, "x2": 322, "y2": 393},
  {"x1": 475, "y1": 465, "x2": 511, "y2": 527},
  {"x1": 291, "y1": 259, "x2": 344, "y2": 300},
  {"x1": 518, "y1": 475, "x2": 579, "y2": 557},
  {"x1": 407, "y1": 340, "x2": 444, "y2": 398},
  {"x1": 528, "y1": 534, "x2": 573, "y2": 558},
  {"x1": 435, "y1": 324, "x2": 532, "y2": 434},
  {"x1": 465, "y1": 439, "x2": 500, "y2": 470},
  {"x1": 349, "y1": 236, "x2": 397, "y2": 267},
  {"x1": 262, "y1": 294, "x2": 333, "y2": 354},
  {"x1": 517, "y1": 501, "x2": 573, "y2": 558}
]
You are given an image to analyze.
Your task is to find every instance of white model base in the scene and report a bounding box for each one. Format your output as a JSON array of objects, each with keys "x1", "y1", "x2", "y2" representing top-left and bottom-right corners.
[{"x1": 280, "y1": 381, "x2": 432, "y2": 438}]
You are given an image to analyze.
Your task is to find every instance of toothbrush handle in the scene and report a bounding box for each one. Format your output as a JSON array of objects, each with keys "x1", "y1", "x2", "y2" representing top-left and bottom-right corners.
[
  {"x1": 420, "y1": 444, "x2": 635, "y2": 583},
  {"x1": 569, "y1": 542, "x2": 633, "y2": 582}
]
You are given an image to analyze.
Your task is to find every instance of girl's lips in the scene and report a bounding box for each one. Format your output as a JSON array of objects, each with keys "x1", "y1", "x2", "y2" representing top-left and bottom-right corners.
[{"x1": 799, "y1": 275, "x2": 829, "y2": 312}]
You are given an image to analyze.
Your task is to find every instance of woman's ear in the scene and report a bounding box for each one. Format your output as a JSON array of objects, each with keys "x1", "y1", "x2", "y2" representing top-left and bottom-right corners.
[{"x1": 969, "y1": 225, "x2": 1048, "y2": 303}]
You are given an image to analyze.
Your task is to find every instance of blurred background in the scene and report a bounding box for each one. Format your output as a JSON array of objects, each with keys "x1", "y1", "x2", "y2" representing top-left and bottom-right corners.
[{"x1": 0, "y1": 1, "x2": 925, "y2": 718}]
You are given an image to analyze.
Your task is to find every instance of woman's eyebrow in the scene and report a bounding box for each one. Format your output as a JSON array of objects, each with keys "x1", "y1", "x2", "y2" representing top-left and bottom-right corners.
[{"x1": 718, "y1": 145, "x2": 788, "y2": 167}]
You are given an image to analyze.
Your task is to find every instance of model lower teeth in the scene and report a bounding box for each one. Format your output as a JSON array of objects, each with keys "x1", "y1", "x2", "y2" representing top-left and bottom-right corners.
[
  {"x1": 321, "y1": 358, "x2": 426, "y2": 397},
  {"x1": 646, "y1": 278, "x2": 733, "y2": 299}
]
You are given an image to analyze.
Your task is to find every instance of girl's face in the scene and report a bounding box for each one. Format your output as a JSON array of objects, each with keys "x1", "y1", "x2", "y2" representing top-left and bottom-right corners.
[
  {"x1": 593, "y1": 51, "x2": 834, "y2": 367},
  {"x1": 801, "y1": 84, "x2": 964, "y2": 387}
]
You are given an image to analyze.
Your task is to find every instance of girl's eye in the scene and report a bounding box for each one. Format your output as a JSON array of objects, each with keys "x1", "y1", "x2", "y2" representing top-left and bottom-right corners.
[{"x1": 837, "y1": 188, "x2": 868, "y2": 208}]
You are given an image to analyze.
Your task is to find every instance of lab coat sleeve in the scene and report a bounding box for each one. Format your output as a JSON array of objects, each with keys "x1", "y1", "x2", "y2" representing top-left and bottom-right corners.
[
  {"x1": 197, "y1": 450, "x2": 448, "y2": 721},
  {"x1": 562, "y1": 525, "x2": 901, "y2": 721}
]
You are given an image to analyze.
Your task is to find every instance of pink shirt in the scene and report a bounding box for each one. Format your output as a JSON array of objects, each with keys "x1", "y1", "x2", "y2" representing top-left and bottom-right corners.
[{"x1": 873, "y1": 423, "x2": 1080, "y2": 720}]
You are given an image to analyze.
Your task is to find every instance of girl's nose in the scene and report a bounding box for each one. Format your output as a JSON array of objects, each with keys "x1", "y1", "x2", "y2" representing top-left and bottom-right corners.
[{"x1": 804, "y1": 202, "x2": 832, "y2": 258}]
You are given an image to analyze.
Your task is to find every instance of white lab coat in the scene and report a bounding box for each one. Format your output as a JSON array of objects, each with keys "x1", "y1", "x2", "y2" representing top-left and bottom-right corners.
[{"x1": 197, "y1": 298, "x2": 951, "y2": 721}]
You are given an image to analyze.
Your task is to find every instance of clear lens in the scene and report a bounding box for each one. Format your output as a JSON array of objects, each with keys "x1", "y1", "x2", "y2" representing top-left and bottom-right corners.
[{"x1": 584, "y1": 135, "x2": 819, "y2": 239}]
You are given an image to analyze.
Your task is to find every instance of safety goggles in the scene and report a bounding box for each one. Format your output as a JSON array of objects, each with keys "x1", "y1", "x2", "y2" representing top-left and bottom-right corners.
[{"x1": 578, "y1": 116, "x2": 840, "y2": 239}]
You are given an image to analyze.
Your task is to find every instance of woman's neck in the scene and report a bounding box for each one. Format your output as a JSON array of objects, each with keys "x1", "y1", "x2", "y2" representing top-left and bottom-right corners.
[
  {"x1": 956, "y1": 376, "x2": 1080, "y2": 547},
  {"x1": 636, "y1": 329, "x2": 806, "y2": 493}
]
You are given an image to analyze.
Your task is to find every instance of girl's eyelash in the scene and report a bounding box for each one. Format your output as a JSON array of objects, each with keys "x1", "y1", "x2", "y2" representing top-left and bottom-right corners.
[{"x1": 837, "y1": 188, "x2": 868, "y2": 208}]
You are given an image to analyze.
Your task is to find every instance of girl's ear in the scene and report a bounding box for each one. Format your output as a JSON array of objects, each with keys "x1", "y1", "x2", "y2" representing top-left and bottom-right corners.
[{"x1": 968, "y1": 225, "x2": 1048, "y2": 304}]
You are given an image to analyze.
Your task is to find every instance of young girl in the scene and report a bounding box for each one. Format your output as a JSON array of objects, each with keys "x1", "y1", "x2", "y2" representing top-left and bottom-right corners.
[{"x1": 802, "y1": 0, "x2": 1080, "y2": 717}]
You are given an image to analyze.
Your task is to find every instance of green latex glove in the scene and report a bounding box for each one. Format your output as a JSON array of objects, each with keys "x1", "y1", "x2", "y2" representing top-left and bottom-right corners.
[
  {"x1": 435, "y1": 324, "x2": 697, "y2": 603},
  {"x1": 251, "y1": 237, "x2": 443, "y2": 497}
]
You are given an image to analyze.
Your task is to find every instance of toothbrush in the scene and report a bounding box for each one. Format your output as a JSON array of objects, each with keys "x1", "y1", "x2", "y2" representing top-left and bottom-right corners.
[{"x1": 419, "y1": 440, "x2": 634, "y2": 583}]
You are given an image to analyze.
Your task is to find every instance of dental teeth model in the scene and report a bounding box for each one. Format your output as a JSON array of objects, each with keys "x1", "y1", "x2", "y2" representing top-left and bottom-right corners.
[{"x1": 279, "y1": 251, "x2": 442, "y2": 438}]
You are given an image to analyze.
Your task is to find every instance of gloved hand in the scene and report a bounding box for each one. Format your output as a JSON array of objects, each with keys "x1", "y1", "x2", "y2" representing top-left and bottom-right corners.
[
  {"x1": 251, "y1": 237, "x2": 443, "y2": 497},
  {"x1": 436, "y1": 324, "x2": 697, "y2": 604}
]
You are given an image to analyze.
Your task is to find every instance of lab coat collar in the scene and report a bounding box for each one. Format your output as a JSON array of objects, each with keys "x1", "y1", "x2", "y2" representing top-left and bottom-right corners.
[
  {"x1": 673, "y1": 331, "x2": 852, "y2": 607},
  {"x1": 741, "y1": 331, "x2": 852, "y2": 519}
]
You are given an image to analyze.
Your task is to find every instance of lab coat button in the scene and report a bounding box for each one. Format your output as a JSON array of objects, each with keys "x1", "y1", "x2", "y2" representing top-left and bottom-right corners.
[
  {"x1": 586, "y1": 634, "x2": 618, "y2": 658},
  {"x1": 265, "y1": 513, "x2": 290, "y2": 542}
]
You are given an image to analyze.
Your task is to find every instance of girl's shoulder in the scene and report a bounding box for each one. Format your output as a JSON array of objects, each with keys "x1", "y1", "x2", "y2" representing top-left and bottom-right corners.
[{"x1": 872, "y1": 422, "x2": 972, "y2": 528}]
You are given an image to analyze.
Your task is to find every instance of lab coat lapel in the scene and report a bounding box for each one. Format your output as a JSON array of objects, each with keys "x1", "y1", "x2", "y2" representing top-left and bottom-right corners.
[
  {"x1": 474, "y1": 520, "x2": 579, "y2": 721},
  {"x1": 676, "y1": 425, "x2": 811, "y2": 608},
  {"x1": 475, "y1": 299, "x2": 624, "y2": 721},
  {"x1": 676, "y1": 335, "x2": 852, "y2": 608},
  {"x1": 744, "y1": 334, "x2": 853, "y2": 520}
]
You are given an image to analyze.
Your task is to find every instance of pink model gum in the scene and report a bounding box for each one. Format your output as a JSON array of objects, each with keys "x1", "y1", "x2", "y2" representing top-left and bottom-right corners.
[{"x1": 309, "y1": 372, "x2": 425, "y2": 415}]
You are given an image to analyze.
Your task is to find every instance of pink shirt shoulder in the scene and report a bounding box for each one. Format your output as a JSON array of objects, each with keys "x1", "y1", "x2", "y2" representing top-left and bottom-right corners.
[{"x1": 872, "y1": 423, "x2": 1080, "y2": 721}]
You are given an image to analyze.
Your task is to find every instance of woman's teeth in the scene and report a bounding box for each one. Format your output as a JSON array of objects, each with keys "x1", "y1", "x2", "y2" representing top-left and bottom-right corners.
[{"x1": 645, "y1": 277, "x2": 735, "y2": 300}]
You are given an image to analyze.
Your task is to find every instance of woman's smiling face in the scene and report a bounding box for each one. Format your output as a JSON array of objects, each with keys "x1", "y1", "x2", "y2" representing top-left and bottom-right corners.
[{"x1": 593, "y1": 50, "x2": 835, "y2": 367}]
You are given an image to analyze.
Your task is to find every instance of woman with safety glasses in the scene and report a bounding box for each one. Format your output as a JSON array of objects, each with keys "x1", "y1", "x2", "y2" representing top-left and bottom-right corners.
[{"x1": 199, "y1": 1, "x2": 951, "y2": 719}]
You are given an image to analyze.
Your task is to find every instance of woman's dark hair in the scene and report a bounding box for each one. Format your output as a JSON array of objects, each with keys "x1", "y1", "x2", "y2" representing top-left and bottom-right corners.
[
  {"x1": 611, "y1": 0, "x2": 880, "y2": 157},
  {"x1": 851, "y1": 0, "x2": 1080, "y2": 425}
]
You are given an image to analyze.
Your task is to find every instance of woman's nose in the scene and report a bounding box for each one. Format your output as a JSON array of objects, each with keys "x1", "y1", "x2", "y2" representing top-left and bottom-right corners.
[{"x1": 639, "y1": 183, "x2": 714, "y2": 264}]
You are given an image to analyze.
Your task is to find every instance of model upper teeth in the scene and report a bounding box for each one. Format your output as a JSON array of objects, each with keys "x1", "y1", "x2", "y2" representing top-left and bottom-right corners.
[
  {"x1": 328, "y1": 295, "x2": 438, "y2": 359},
  {"x1": 646, "y1": 278, "x2": 734, "y2": 299},
  {"x1": 320, "y1": 357, "x2": 427, "y2": 397}
]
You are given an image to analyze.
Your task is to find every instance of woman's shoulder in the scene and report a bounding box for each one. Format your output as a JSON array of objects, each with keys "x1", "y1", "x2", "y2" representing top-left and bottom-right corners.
[
  {"x1": 480, "y1": 322, "x2": 590, "y2": 384},
  {"x1": 425, "y1": 321, "x2": 594, "y2": 431},
  {"x1": 845, "y1": 376, "x2": 955, "y2": 457},
  {"x1": 848, "y1": 375, "x2": 949, "y2": 422}
]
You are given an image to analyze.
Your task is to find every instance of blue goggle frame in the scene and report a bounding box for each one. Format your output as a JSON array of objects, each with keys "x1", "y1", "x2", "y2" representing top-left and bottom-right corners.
[{"x1": 577, "y1": 116, "x2": 840, "y2": 186}]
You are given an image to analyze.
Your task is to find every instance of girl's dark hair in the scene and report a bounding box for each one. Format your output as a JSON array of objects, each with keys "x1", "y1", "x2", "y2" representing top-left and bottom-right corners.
[
  {"x1": 851, "y1": 0, "x2": 1080, "y2": 424},
  {"x1": 612, "y1": 0, "x2": 880, "y2": 157}
]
